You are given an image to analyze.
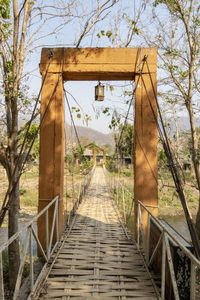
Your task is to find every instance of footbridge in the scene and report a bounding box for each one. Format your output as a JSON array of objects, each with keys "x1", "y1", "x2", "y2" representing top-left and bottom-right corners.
[
  {"x1": 0, "y1": 167, "x2": 200, "y2": 299},
  {"x1": 0, "y1": 47, "x2": 200, "y2": 300}
]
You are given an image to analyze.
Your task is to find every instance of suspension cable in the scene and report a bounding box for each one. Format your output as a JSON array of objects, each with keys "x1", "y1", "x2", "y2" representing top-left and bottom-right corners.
[
  {"x1": 142, "y1": 57, "x2": 200, "y2": 259},
  {"x1": 0, "y1": 71, "x2": 61, "y2": 227},
  {"x1": 1, "y1": 58, "x2": 52, "y2": 213},
  {"x1": 115, "y1": 54, "x2": 146, "y2": 158},
  {"x1": 63, "y1": 88, "x2": 84, "y2": 154}
]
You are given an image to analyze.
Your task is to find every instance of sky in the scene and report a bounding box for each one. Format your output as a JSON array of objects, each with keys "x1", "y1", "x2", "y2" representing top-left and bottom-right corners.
[
  {"x1": 64, "y1": 81, "x2": 134, "y2": 134},
  {"x1": 23, "y1": 0, "x2": 142, "y2": 134},
  {"x1": 21, "y1": 0, "x2": 186, "y2": 135}
]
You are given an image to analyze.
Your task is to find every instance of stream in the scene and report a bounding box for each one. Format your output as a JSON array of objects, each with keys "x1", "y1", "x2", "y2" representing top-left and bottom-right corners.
[
  {"x1": 127, "y1": 214, "x2": 191, "y2": 243},
  {"x1": 0, "y1": 221, "x2": 38, "y2": 255},
  {"x1": 161, "y1": 215, "x2": 191, "y2": 242}
]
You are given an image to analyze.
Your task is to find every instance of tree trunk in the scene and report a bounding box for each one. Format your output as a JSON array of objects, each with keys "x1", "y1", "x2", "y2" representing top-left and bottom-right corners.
[
  {"x1": 8, "y1": 176, "x2": 20, "y2": 292},
  {"x1": 6, "y1": 133, "x2": 21, "y2": 293},
  {"x1": 196, "y1": 194, "x2": 200, "y2": 238}
]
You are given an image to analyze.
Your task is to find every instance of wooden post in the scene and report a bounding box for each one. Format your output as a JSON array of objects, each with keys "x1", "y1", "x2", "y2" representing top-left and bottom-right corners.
[
  {"x1": 103, "y1": 149, "x2": 106, "y2": 165},
  {"x1": 38, "y1": 72, "x2": 64, "y2": 251},
  {"x1": 93, "y1": 149, "x2": 97, "y2": 166},
  {"x1": 38, "y1": 47, "x2": 157, "y2": 248},
  {"x1": 134, "y1": 68, "x2": 158, "y2": 242}
]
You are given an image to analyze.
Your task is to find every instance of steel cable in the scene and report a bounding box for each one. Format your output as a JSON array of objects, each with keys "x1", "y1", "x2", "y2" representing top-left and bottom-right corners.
[
  {"x1": 0, "y1": 68, "x2": 61, "y2": 226},
  {"x1": 142, "y1": 57, "x2": 200, "y2": 259}
]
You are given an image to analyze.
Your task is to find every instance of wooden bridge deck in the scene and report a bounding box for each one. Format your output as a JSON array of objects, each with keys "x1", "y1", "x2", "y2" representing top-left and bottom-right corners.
[{"x1": 34, "y1": 167, "x2": 159, "y2": 299}]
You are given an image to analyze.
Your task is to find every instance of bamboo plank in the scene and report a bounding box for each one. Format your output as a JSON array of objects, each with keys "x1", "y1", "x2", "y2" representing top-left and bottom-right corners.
[{"x1": 35, "y1": 167, "x2": 159, "y2": 300}]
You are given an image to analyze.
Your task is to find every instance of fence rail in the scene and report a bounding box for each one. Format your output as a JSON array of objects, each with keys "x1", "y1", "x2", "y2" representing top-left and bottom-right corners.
[{"x1": 137, "y1": 200, "x2": 200, "y2": 300}]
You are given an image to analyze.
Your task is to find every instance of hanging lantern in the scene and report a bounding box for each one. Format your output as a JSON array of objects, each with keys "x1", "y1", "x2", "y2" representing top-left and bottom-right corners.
[{"x1": 95, "y1": 82, "x2": 104, "y2": 101}]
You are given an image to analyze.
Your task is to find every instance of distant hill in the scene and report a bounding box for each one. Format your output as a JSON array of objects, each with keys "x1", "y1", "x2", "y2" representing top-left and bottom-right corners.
[{"x1": 65, "y1": 125, "x2": 114, "y2": 147}]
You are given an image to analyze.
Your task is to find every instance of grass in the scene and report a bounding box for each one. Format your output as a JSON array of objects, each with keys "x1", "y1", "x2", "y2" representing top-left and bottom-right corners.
[
  {"x1": 21, "y1": 189, "x2": 38, "y2": 207},
  {"x1": 110, "y1": 165, "x2": 199, "y2": 219}
]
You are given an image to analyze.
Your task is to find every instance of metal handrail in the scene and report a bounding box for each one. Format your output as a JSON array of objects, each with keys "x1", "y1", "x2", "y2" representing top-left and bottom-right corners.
[
  {"x1": 66, "y1": 165, "x2": 95, "y2": 224},
  {"x1": 0, "y1": 166, "x2": 95, "y2": 300},
  {"x1": 0, "y1": 195, "x2": 59, "y2": 300},
  {"x1": 137, "y1": 200, "x2": 200, "y2": 300},
  {"x1": 103, "y1": 166, "x2": 134, "y2": 224}
]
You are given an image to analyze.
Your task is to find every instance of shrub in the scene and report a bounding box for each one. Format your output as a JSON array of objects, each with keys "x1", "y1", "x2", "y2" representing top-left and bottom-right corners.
[{"x1": 19, "y1": 186, "x2": 27, "y2": 195}]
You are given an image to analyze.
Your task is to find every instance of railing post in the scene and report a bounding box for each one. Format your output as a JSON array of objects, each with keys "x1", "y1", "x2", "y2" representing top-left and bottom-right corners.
[
  {"x1": 161, "y1": 232, "x2": 166, "y2": 299},
  {"x1": 45, "y1": 210, "x2": 49, "y2": 258},
  {"x1": 137, "y1": 202, "x2": 140, "y2": 246},
  {"x1": 56, "y1": 197, "x2": 59, "y2": 242},
  {"x1": 165, "y1": 234, "x2": 180, "y2": 300},
  {"x1": 138, "y1": 204, "x2": 146, "y2": 253},
  {"x1": 116, "y1": 181, "x2": 119, "y2": 206},
  {"x1": 122, "y1": 185, "x2": 126, "y2": 223},
  {"x1": 29, "y1": 226, "x2": 34, "y2": 292},
  {"x1": 146, "y1": 214, "x2": 151, "y2": 263},
  {"x1": 0, "y1": 253, "x2": 4, "y2": 300},
  {"x1": 190, "y1": 262, "x2": 196, "y2": 300},
  {"x1": 77, "y1": 182, "x2": 81, "y2": 207}
]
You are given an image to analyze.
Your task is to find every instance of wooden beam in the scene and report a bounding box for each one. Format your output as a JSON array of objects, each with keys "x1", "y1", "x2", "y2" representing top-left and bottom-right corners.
[
  {"x1": 134, "y1": 68, "x2": 158, "y2": 242},
  {"x1": 38, "y1": 72, "x2": 64, "y2": 252},
  {"x1": 40, "y1": 48, "x2": 157, "y2": 80}
]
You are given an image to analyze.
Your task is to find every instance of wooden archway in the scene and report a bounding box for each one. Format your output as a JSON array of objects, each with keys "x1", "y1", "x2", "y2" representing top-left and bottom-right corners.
[
  {"x1": 85, "y1": 143, "x2": 107, "y2": 166},
  {"x1": 38, "y1": 48, "x2": 158, "y2": 249}
]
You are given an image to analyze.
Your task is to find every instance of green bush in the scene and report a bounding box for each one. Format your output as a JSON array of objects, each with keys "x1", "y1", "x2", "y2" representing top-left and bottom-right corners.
[
  {"x1": 19, "y1": 186, "x2": 27, "y2": 195},
  {"x1": 125, "y1": 171, "x2": 131, "y2": 177}
]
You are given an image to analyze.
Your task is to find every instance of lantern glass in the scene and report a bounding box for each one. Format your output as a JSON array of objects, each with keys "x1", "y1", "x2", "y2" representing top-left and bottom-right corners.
[{"x1": 95, "y1": 83, "x2": 104, "y2": 101}]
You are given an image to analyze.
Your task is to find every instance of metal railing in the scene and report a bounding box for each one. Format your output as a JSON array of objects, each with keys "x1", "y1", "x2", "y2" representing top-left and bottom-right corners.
[
  {"x1": 0, "y1": 195, "x2": 59, "y2": 300},
  {"x1": 0, "y1": 166, "x2": 95, "y2": 300},
  {"x1": 103, "y1": 166, "x2": 134, "y2": 224},
  {"x1": 137, "y1": 200, "x2": 200, "y2": 300},
  {"x1": 66, "y1": 165, "x2": 95, "y2": 225}
]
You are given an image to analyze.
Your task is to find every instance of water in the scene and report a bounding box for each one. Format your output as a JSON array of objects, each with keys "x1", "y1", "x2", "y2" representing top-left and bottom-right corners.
[
  {"x1": 126, "y1": 214, "x2": 191, "y2": 243},
  {"x1": 161, "y1": 215, "x2": 191, "y2": 243},
  {"x1": 0, "y1": 222, "x2": 38, "y2": 255}
]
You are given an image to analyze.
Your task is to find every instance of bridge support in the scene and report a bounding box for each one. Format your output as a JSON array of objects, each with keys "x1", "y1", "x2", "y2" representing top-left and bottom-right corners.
[
  {"x1": 103, "y1": 149, "x2": 106, "y2": 165},
  {"x1": 38, "y1": 72, "x2": 64, "y2": 251},
  {"x1": 38, "y1": 47, "x2": 157, "y2": 247},
  {"x1": 134, "y1": 71, "x2": 158, "y2": 241},
  {"x1": 93, "y1": 149, "x2": 97, "y2": 166}
]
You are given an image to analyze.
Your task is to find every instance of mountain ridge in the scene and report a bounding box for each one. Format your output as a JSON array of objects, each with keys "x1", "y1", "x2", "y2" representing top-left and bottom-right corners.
[{"x1": 65, "y1": 125, "x2": 114, "y2": 146}]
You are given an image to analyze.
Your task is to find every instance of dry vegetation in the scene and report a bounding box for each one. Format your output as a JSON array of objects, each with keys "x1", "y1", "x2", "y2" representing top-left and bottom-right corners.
[{"x1": 0, "y1": 165, "x2": 86, "y2": 226}]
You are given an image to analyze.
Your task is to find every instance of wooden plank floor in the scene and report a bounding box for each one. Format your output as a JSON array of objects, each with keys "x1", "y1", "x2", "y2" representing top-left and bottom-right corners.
[{"x1": 35, "y1": 167, "x2": 159, "y2": 299}]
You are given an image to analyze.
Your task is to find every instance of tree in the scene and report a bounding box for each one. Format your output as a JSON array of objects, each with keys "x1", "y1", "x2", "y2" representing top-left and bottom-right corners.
[
  {"x1": 114, "y1": 123, "x2": 133, "y2": 159},
  {"x1": 141, "y1": 0, "x2": 200, "y2": 236},
  {"x1": 0, "y1": 0, "x2": 120, "y2": 291}
]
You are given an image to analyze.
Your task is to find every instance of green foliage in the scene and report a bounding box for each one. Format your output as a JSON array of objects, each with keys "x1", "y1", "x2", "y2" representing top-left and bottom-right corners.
[
  {"x1": 115, "y1": 123, "x2": 133, "y2": 159},
  {"x1": 76, "y1": 145, "x2": 85, "y2": 160},
  {"x1": 80, "y1": 158, "x2": 93, "y2": 174},
  {"x1": 106, "y1": 156, "x2": 118, "y2": 172},
  {"x1": 20, "y1": 123, "x2": 40, "y2": 161},
  {"x1": 19, "y1": 186, "x2": 27, "y2": 195},
  {"x1": 125, "y1": 171, "x2": 131, "y2": 177},
  {"x1": 158, "y1": 149, "x2": 167, "y2": 166},
  {"x1": 97, "y1": 29, "x2": 112, "y2": 39},
  {"x1": 65, "y1": 153, "x2": 74, "y2": 173},
  {"x1": 71, "y1": 106, "x2": 91, "y2": 123},
  {"x1": 0, "y1": 0, "x2": 12, "y2": 37},
  {"x1": 109, "y1": 115, "x2": 120, "y2": 130}
]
